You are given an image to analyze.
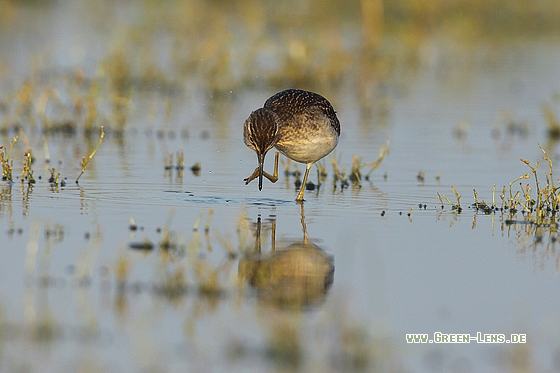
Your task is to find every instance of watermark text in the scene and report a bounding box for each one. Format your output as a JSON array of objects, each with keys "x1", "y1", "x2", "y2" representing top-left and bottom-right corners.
[{"x1": 406, "y1": 332, "x2": 526, "y2": 344}]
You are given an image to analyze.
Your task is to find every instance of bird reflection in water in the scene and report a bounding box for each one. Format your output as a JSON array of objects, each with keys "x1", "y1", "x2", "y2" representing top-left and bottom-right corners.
[{"x1": 238, "y1": 204, "x2": 334, "y2": 309}]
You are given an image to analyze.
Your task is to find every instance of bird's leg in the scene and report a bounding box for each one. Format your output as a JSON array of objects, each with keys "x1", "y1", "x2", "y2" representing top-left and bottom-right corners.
[
  {"x1": 269, "y1": 151, "x2": 279, "y2": 183},
  {"x1": 296, "y1": 162, "x2": 312, "y2": 201},
  {"x1": 243, "y1": 151, "x2": 279, "y2": 185}
]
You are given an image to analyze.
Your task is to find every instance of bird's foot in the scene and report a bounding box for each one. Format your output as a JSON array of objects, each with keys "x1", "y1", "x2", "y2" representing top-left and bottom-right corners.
[
  {"x1": 244, "y1": 167, "x2": 259, "y2": 185},
  {"x1": 244, "y1": 167, "x2": 278, "y2": 185}
]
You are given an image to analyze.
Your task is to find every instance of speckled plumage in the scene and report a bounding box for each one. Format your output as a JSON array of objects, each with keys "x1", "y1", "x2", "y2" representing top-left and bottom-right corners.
[
  {"x1": 243, "y1": 108, "x2": 279, "y2": 155},
  {"x1": 264, "y1": 89, "x2": 340, "y2": 136},
  {"x1": 243, "y1": 89, "x2": 341, "y2": 201},
  {"x1": 264, "y1": 89, "x2": 340, "y2": 164}
]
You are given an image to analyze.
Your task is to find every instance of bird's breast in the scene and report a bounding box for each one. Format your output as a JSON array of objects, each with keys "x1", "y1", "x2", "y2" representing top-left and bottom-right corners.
[{"x1": 275, "y1": 132, "x2": 338, "y2": 164}]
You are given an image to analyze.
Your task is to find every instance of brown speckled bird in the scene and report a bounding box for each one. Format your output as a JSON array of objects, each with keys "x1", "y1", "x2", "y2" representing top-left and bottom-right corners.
[{"x1": 243, "y1": 89, "x2": 340, "y2": 201}]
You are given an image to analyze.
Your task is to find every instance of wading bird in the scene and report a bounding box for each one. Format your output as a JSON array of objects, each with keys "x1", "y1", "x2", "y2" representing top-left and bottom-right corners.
[{"x1": 243, "y1": 89, "x2": 340, "y2": 201}]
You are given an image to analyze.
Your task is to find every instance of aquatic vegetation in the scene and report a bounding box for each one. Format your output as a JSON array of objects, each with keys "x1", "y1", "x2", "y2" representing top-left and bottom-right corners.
[
  {"x1": 164, "y1": 150, "x2": 198, "y2": 179},
  {"x1": 331, "y1": 138, "x2": 392, "y2": 190},
  {"x1": 492, "y1": 110, "x2": 530, "y2": 140},
  {"x1": 175, "y1": 149, "x2": 184, "y2": 170},
  {"x1": 0, "y1": 0, "x2": 557, "y2": 148},
  {"x1": 542, "y1": 94, "x2": 560, "y2": 139},
  {"x1": 190, "y1": 161, "x2": 201, "y2": 176},
  {"x1": 449, "y1": 144, "x2": 560, "y2": 222},
  {"x1": 193, "y1": 209, "x2": 214, "y2": 234},
  {"x1": 364, "y1": 137, "x2": 391, "y2": 180},
  {"x1": 159, "y1": 209, "x2": 180, "y2": 252},
  {"x1": 47, "y1": 168, "x2": 64, "y2": 186},
  {"x1": 21, "y1": 151, "x2": 35, "y2": 185},
  {"x1": 14, "y1": 80, "x2": 34, "y2": 125},
  {"x1": 128, "y1": 217, "x2": 138, "y2": 231},
  {"x1": 333, "y1": 324, "x2": 372, "y2": 371},
  {"x1": 472, "y1": 187, "x2": 495, "y2": 214},
  {"x1": 0, "y1": 136, "x2": 17, "y2": 182},
  {"x1": 163, "y1": 153, "x2": 174, "y2": 171},
  {"x1": 515, "y1": 145, "x2": 559, "y2": 222},
  {"x1": 280, "y1": 142, "x2": 391, "y2": 195},
  {"x1": 37, "y1": 87, "x2": 77, "y2": 136},
  {"x1": 82, "y1": 85, "x2": 102, "y2": 135},
  {"x1": 315, "y1": 159, "x2": 328, "y2": 183},
  {"x1": 438, "y1": 186, "x2": 462, "y2": 212},
  {"x1": 115, "y1": 254, "x2": 130, "y2": 285},
  {"x1": 330, "y1": 153, "x2": 349, "y2": 191},
  {"x1": 349, "y1": 138, "x2": 391, "y2": 186},
  {"x1": 119, "y1": 209, "x2": 231, "y2": 302},
  {"x1": 0, "y1": 0, "x2": 558, "y2": 140},
  {"x1": 75, "y1": 126, "x2": 104, "y2": 184},
  {"x1": 439, "y1": 144, "x2": 560, "y2": 269}
]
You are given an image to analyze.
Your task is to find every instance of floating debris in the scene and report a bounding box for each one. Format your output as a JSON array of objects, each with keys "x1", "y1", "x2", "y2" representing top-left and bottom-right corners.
[{"x1": 129, "y1": 239, "x2": 155, "y2": 251}]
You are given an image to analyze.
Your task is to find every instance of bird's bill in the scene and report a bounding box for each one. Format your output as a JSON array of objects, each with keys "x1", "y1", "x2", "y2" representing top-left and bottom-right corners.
[{"x1": 258, "y1": 152, "x2": 266, "y2": 191}]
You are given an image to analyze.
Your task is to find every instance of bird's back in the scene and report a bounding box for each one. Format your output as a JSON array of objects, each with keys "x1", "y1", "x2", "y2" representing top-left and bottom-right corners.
[{"x1": 263, "y1": 89, "x2": 340, "y2": 136}]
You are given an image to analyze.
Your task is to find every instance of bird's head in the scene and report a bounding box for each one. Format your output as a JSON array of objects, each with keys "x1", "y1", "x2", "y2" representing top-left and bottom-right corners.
[{"x1": 243, "y1": 108, "x2": 279, "y2": 190}]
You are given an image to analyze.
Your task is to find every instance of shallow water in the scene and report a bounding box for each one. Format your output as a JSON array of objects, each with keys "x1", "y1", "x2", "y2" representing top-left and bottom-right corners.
[{"x1": 2, "y1": 2, "x2": 560, "y2": 372}]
